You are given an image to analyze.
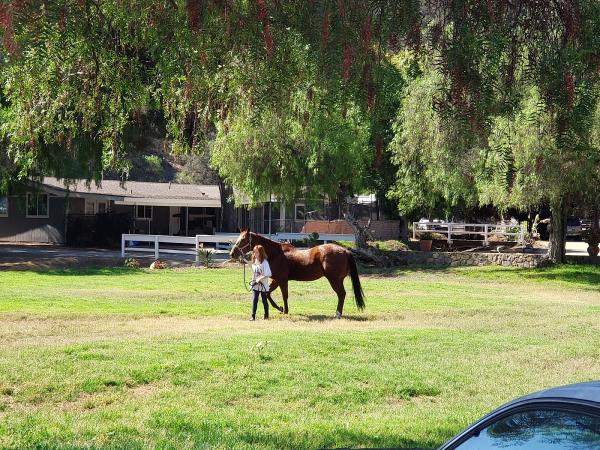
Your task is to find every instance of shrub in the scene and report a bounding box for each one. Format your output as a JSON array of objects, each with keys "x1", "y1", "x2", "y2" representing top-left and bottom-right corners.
[
  {"x1": 123, "y1": 258, "x2": 141, "y2": 269},
  {"x1": 416, "y1": 231, "x2": 447, "y2": 241},
  {"x1": 582, "y1": 229, "x2": 600, "y2": 245},
  {"x1": 197, "y1": 248, "x2": 216, "y2": 268},
  {"x1": 370, "y1": 240, "x2": 409, "y2": 252}
]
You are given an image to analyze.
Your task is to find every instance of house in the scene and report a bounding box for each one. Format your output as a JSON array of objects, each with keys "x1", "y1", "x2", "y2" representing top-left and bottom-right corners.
[{"x1": 0, "y1": 177, "x2": 222, "y2": 245}]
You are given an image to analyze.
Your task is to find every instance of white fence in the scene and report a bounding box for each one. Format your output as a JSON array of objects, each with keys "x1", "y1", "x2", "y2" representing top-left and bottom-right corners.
[
  {"x1": 412, "y1": 222, "x2": 524, "y2": 245},
  {"x1": 121, "y1": 234, "x2": 238, "y2": 262},
  {"x1": 121, "y1": 232, "x2": 356, "y2": 262}
]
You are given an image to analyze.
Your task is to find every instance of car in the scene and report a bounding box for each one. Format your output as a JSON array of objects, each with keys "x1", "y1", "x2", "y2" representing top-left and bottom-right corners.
[
  {"x1": 566, "y1": 216, "x2": 583, "y2": 237},
  {"x1": 438, "y1": 380, "x2": 600, "y2": 449}
]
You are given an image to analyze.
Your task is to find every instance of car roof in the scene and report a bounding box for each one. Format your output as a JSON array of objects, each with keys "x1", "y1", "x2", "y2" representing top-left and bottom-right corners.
[{"x1": 507, "y1": 380, "x2": 600, "y2": 406}]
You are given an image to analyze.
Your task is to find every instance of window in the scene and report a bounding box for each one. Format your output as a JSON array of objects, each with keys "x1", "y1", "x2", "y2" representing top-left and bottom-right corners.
[
  {"x1": 85, "y1": 200, "x2": 109, "y2": 215},
  {"x1": 0, "y1": 196, "x2": 7, "y2": 217},
  {"x1": 295, "y1": 203, "x2": 305, "y2": 221},
  {"x1": 453, "y1": 409, "x2": 600, "y2": 450},
  {"x1": 85, "y1": 200, "x2": 96, "y2": 215},
  {"x1": 26, "y1": 193, "x2": 49, "y2": 218},
  {"x1": 135, "y1": 205, "x2": 153, "y2": 219}
]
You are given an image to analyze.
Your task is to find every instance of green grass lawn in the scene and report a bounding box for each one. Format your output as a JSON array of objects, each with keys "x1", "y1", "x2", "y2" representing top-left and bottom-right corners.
[{"x1": 0, "y1": 264, "x2": 599, "y2": 449}]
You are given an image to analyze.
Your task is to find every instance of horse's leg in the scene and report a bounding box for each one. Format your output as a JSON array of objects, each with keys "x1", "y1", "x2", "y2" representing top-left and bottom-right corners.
[
  {"x1": 326, "y1": 276, "x2": 346, "y2": 319},
  {"x1": 280, "y1": 280, "x2": 289, "y2": 314},
  {"x1": 267, "y1": 279, "x2": 283, "y2": 312}
]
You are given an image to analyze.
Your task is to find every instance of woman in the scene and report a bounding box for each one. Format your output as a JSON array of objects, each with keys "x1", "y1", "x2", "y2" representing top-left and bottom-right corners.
[{"x1": 250, "y1": 244, "x2": 271, "y2": 320}]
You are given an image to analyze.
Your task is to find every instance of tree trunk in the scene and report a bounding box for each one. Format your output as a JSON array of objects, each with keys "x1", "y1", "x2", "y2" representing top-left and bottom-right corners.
[
  {"x1": 548, "y1": 196, "x2": 566, "y2": 264},
  {"x1": 592, "y1": 205, "x2": 599, "y2": 234},
  {"x1": 345, "y1": 213, "x2": 372, "y2": 249}
]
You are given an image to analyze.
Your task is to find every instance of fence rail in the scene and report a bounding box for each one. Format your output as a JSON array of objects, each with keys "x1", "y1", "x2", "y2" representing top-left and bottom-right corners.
[
  {"x1": 412, "y1": 222, "x2": 524, "y2": 245},
  {"x1": 121, "y1": 232, "x2": 356, "y2": 262},
  {"x1": 121, "y1": 234, "x2": 238, "y2": 262}
]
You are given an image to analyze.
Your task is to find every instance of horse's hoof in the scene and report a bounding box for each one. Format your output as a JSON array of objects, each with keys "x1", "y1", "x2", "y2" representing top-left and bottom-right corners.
[{"x1": 335, "y1": 311, "x2": 342, "y2": 319}]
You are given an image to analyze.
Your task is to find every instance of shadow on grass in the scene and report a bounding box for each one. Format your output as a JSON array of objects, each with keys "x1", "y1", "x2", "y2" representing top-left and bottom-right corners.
[
  {"x1": 297, "y1": 314, "x2": 371, "y2": 322},
  {"x1": 11, "y1": 411, "x2": 443, "y2": 450},
  {"x1": 461, "y1": 264, "x2": 600, "y2": 290},
  {"x1": 29, "y1": 267, "x2": 151, "y2": 277},
  {"x1": 237, "y1": 426, "x2": 436, "y2": 450},
  {"x1": 360, "y1": 265, "x2": 452, "y2": 277}
]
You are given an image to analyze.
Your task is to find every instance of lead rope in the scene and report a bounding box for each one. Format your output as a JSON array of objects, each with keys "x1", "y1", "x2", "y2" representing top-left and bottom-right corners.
[
  {"x1": 240, "y1": 233, "x2": 253, "y2": 292},
  {"x1": 243, "y1": 259, "x2": 251, "y2": 292}
]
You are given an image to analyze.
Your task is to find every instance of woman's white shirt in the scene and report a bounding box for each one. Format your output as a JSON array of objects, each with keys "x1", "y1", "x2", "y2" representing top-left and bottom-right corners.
[{"x1": 252, "y1": 259, "x2": 271, "y2": 292}]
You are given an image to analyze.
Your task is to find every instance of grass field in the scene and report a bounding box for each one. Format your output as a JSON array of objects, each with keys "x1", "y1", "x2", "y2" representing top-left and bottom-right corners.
[{"x1": 0, "y1": 264, "x2": 599, "y2": 449}]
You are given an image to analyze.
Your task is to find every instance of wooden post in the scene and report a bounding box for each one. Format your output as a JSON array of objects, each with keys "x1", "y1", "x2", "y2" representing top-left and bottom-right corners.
[
  {"x1": 484, "y1": 224, "x2": 489, "y2": 246},
  {"x1": 121, "y1": 234, "x2": 126, "y2": 257},
  {"x1": 154, "y1": 235, "x2": 159, "y2": 260},
  {"x1": 448, "y1": 223, "x2": 452, "y2": 245},
  {"x1": 195, "y1": 235, "x2": 200, "y2": 264}
]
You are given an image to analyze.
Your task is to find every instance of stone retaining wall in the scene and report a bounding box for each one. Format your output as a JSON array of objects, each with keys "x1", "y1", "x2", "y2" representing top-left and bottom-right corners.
[{"x1": 391, "y1": 251, "x2": 549, "y2": 268}]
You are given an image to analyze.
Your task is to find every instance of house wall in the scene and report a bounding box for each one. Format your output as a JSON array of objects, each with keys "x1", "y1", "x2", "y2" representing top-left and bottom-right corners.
[
  {"x1": 0, "y1": 195, "x2": 67, "y2": 244},
  {"x1": 68, "y1": 198, "x2": 85, "y2": 214},
  {"x1": 111, "y1": 204, "x2": 170, "y2": 235},
  {"x1": 151, "y1": 206, "x2": 170, "y2": 235}
]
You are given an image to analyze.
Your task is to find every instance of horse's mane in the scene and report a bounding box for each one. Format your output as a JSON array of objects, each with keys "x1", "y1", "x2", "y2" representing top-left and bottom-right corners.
[{"x1": 250, "y1": 232, "x2": 297, "y2": 253}]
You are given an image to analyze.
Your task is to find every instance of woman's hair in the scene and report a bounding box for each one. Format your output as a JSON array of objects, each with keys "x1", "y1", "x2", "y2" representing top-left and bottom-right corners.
[{"x1": 253, "y1": 245, "x2": 267, "y2": 263}]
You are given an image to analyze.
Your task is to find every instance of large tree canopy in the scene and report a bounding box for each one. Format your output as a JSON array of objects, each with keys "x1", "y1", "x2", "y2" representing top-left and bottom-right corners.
[
  {"x1": 0, "y1": 0, "x2": 415, "y2": 202},
  {"x1": 2, "y1": 0, "x2": 600, "y2": 261}
]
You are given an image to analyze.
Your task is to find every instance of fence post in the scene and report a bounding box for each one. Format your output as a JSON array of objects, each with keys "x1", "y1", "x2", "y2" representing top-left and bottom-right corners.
[
  {"x1": 412, "y1": 222, "x2": 416, "y2": 240},
  {"x1": 154, "y1": 235, "x2": 159, "y2": 260},
  {"x1": 195, "y1": 235, "x2": 200, "y2": 264},
  {"x1": 121, "y1": 234, "x2": 126, "y2": 258},
  {"x1": 448, "y1": 223, "x2": 452, "y2": 245},
  {"x1": 484, "y1": 225, "x2": 489, "y2": 247}
]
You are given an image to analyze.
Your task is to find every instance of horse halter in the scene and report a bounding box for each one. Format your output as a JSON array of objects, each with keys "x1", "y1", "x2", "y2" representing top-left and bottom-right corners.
[{"x1": 231, "y1": 232, "x2": 253, "y2": 263}]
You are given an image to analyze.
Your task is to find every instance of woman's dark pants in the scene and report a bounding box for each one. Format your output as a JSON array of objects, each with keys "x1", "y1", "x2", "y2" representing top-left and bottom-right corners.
[{"x1": 252, "y1": 289, "x2": 269, "y2": 319}]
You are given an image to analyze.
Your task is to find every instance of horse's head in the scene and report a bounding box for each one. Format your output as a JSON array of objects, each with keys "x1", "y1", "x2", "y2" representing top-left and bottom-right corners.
[{"x1": 230, "y1": 228, "x2": 252, "y2": 261}]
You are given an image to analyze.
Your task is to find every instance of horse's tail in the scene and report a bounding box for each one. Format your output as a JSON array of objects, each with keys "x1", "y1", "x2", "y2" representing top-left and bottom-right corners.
[{"x1": 347, "y1": 253, "x2": 365, "y2": 311}]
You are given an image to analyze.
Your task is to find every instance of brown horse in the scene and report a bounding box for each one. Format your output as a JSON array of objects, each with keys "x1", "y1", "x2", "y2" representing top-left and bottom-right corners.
[{"x1": 230, "y1": 230, "x2": 365, "y2": 318}]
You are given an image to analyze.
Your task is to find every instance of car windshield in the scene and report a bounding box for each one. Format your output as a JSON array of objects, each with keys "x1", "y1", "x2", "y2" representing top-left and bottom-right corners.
[{"x1": 453, "y1": 409, "x2": 600, "y2": 450}]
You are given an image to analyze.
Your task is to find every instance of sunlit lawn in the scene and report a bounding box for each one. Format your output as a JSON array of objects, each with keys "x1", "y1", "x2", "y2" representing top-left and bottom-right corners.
[{"x1": 0, "y1": 264, "x2": 599, "y2": 449}]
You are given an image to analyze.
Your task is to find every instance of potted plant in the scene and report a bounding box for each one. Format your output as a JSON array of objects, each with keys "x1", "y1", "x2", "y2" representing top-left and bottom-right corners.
[
  {"x1": 417, "y1": 231, "x2": 434, "y2": 252},
  {"x1": 582, "y1": 229, "x2": 600, "y2": 257}
]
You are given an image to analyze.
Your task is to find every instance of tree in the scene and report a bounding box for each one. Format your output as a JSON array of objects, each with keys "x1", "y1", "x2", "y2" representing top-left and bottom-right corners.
[
  {"x1": 3, "y1": 0, "x2": 600, "y2": 264},
  {"x1": 0, "y1": 0, "x2": 416, "y2": 204},
  {"x1": 388, "y1": 1, "x2": 600, "y2": 263}
]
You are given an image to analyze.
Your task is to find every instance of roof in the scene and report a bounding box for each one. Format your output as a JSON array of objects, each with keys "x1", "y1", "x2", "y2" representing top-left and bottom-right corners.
[{"x1": 39, "y1": 177, "x2": 222, "y2": 208}]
